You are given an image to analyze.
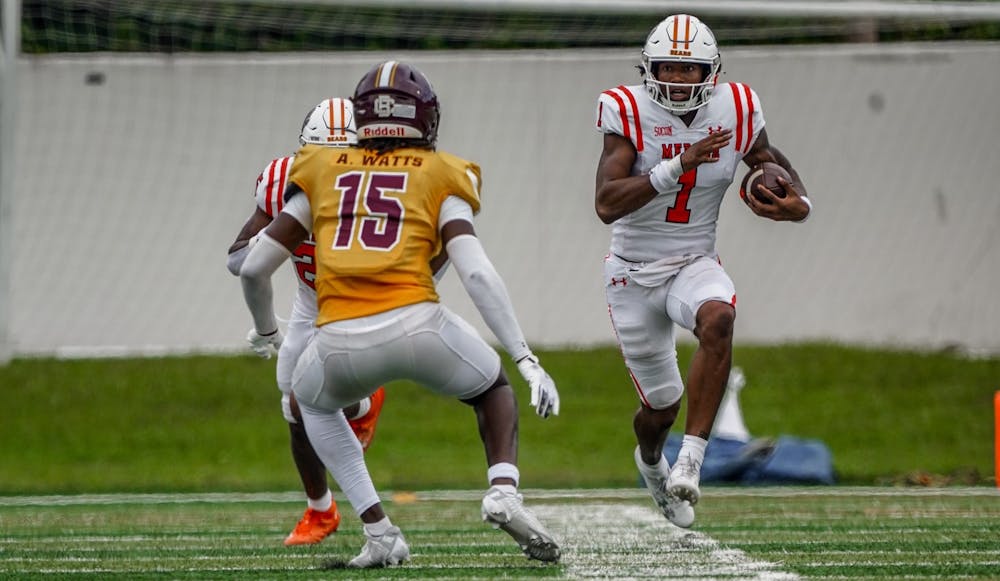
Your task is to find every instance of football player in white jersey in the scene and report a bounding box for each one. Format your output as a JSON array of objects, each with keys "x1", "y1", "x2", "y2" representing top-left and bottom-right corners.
[
  {"x1": 594, "y1": 14, "x2": 811, "y2": 527},
  {"x1": 227, "y1": 98, "x2": 386, "y2": 546},
  {"x1": 240, "y1": 61, "x2": 561, "y2": 568}
]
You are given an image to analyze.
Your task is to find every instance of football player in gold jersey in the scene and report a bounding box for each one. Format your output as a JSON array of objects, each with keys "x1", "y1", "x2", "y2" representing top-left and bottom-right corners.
[{"x1": 239, "y1": 61, "x2": 561, "y2": 568}]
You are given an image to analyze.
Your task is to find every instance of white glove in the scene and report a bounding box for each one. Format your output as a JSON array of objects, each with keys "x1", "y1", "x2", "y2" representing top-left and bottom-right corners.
[
  {"x1": 247, "y1": 327, "x2": 283, "y2": 359},
  {"x1": 516, "y1": 354, "x2": 560, "y2": 418}
]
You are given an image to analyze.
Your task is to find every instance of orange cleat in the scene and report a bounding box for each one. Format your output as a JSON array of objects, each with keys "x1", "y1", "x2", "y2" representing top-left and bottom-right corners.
[
  {"x1": 284, "y1": 505, "x2": 341, "y2": 546},
  {"x1": 349, "y1": 386, "x2": 385, "y2": 452}
]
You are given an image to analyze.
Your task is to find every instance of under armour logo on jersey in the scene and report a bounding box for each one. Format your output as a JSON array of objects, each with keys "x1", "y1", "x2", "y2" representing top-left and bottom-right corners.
[
  {"x1": 610, "y1": 277, "x2": 628, "y2": 287},
  {"x1": 707, "y1": 125, "x2": 724, "y2": 159}
]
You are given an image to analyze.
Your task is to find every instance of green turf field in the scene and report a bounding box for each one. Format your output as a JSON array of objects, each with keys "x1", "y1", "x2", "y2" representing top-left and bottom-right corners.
[{"x1": 2, "y1": 488, "x2": 998, "y2": 580}]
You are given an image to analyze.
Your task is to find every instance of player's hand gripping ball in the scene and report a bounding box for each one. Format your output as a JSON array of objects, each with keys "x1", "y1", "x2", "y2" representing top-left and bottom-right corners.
[{"x1": 739, "y1": 161, "x2": 791, "y2": 206}]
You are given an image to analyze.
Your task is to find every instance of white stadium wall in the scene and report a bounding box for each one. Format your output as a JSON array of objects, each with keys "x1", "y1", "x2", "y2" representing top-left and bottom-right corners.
[{"x1": 8, "y1": 43, "x2": 1000, "y2": 356}]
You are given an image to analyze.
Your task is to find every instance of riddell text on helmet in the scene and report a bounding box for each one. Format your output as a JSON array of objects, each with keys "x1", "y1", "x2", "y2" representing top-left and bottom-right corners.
[
  {"x1": 363, "y1": 126, "x2": 406, "y2": 137},
  {"x1": 360, "y1": 125, "x2": 423, "y2": 139}
]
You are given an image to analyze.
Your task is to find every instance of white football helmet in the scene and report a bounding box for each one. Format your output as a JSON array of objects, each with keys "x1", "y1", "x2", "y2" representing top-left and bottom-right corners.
[
  {"x1": 299, "y1": 97, "x2": 357, "y2": 146},
  {"x1": 641, "y1": 14, "x2": 722, "y2": 114}
]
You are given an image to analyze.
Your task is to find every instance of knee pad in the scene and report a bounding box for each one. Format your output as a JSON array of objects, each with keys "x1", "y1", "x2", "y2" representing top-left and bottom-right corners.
[
  {"x1": 626, "y1": 352, "x2": 684, "y2": 410},
  {"x1": 666, "y1": 259, "x2": 735, "y2": 331}
]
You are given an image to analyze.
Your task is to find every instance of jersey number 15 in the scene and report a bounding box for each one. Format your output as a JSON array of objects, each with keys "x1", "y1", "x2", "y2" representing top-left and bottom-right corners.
[{"x1": 333, "y1": 171, "x2": 407, "y2": 251}]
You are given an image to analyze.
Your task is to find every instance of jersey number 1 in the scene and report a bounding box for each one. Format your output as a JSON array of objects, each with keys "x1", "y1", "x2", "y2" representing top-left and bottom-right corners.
[{"x1": 665, "y1": 168, "x2": 697, "y2": 223}]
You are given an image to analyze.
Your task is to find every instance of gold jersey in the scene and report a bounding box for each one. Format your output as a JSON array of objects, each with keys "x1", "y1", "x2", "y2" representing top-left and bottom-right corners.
[{"x1": 289, "y1": 144, "x2": 482, "y2": 325}]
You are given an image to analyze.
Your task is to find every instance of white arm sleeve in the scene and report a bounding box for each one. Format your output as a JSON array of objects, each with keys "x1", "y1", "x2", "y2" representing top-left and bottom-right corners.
[
  {"x1": 239, "y1": 233, "x2": 292, "y2": 335},
  {"x1": 226, "y1": 243, "x2": 251, "y2": 276},
  {"x1": 438, "y1": 195, "x2": 474, "y2": 229},
  {"x1": 282, "y1": 191, "x2": 313, "y2": 234},
  {"x1": 446, "y1": 234, "x2": 531, "y2": 362},
  {"x1": 429, "y1": 196, "x2": 466, "y2": 284},
  {"x1": 225, "y1": 232, "x2": 264, "y2": 276}
]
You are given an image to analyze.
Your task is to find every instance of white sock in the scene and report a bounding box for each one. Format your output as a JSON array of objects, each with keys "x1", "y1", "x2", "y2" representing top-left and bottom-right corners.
[
  {"x1": 363, "y1": 516, "x2": 392, "y2": 537},
  {"x1": 487, "y1": 462, "x2": 520, "y2": 487},
  {"x1": 679, "y1": 434, "x2": 708, "y2": 465},
  {"x1": 636, "y1": 449, "x2": 671, "y2": 475},
  {"x1": 347, "y1": 397, "x2": 371, "y2": 421},
  {"x1": 307, "y1": 489, "x2": 333, "y2": 512}
]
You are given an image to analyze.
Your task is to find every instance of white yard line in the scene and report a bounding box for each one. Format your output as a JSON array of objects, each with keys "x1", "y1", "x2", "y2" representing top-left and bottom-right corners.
[{"x1": 533, "y1": 502, "x2": 799, "y2": 580}]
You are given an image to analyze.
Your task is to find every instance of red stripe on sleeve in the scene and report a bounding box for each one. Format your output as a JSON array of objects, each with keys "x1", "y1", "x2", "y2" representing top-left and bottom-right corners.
[
  {"x1": 617, "y1": 86, "x2": 644, "y2": 153},
  {"x1": 275, "y1": 157, "x2": 290, "y2": 213},
  {"x1": 741, "y1": 83, "x2": 755, "y2": 153},
  {"x1": 265, "y1": 160, "x2": 277, "y2": 217},
  {"x1": 730, "y1": 84, "x2": 745, "y2": 152},
  {"x1": 597, "y1": 101, "x2": 604, "y2": 128},
  {"x1": 601, "y1": 88, "x2": 644, "y2": 152},
  {"x1": 602, "y1": 89, "x2": 631, "y2": 141}
]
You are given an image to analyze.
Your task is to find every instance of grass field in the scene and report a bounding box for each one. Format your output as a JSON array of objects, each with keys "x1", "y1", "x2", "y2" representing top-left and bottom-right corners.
[
  {"x1": 1, "y1": 344, "x2": 997, "y2": 493},
  {"x1": 1, "y1": 345, "x2": 998, "y2": 578},
  {"x1": 2, "y1": 487, "x2": 998, "y2": 580}
]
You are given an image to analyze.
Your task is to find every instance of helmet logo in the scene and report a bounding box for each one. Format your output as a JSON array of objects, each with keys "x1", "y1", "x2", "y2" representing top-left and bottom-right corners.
[
  {"x1": 374, "y1": 94, "x2": 395, "y2": 118},
  {"x1": 373, "y1": 94, "x2": 418, "y2": 120}
]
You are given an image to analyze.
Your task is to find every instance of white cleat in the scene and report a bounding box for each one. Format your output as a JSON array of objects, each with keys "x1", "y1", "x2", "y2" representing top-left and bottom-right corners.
[
  {"x1": 347, "y1": 525, "x2": 410, "y2": 568},
  {"x1": 481, "y1": 486, "x2": 561, "y2": 563},
  {"x1": 668, "y1": 453, "x2": 703, "y2": 506},
  {"x1": 634, "y1": 446, "x2": 695, "y2": 528}
]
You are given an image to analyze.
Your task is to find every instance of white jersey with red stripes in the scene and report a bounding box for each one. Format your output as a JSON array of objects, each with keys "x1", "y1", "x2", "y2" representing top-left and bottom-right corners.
[
  {"x1": 596, "y1": 82, "x2": 764, "y2": 262},
  {"x1": 254, "y1": 155, "x2": 318, "y2": 323}
]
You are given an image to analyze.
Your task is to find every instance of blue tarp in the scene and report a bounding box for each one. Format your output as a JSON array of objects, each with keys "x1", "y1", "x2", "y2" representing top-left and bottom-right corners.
[{"x1": 658, "y1": 433, "x2": 836, "y2": 485}]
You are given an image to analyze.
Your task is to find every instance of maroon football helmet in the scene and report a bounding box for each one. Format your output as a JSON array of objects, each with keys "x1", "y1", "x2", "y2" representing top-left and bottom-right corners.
[{"x1": 352, "y1": 60, "x2": 440, "y2": 145}]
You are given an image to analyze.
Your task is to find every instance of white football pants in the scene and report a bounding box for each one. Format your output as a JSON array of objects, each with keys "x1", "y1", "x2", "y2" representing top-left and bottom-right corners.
[{"x1": 604, "y1": 254, "x2": 736, "y2": 409}]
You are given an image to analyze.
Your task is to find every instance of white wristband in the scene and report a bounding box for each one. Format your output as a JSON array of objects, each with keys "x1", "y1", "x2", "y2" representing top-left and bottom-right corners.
[
  {"x1": 794, "y1": 196, "x2": 813, "y2": 223},
  {"x1": 648, "y1": 156, "x2": 684, "y2": 194}
]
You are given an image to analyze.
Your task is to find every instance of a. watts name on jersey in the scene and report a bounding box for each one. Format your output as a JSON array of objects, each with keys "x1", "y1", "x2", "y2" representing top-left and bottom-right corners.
[{"x1": 329, "y1": 153, "x2": 426, "y2": 167}]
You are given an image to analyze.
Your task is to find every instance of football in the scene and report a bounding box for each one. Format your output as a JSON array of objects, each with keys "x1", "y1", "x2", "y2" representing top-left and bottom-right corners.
[{"x1": 739, "y1": 161, "x2": 791, "y2": 205}]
